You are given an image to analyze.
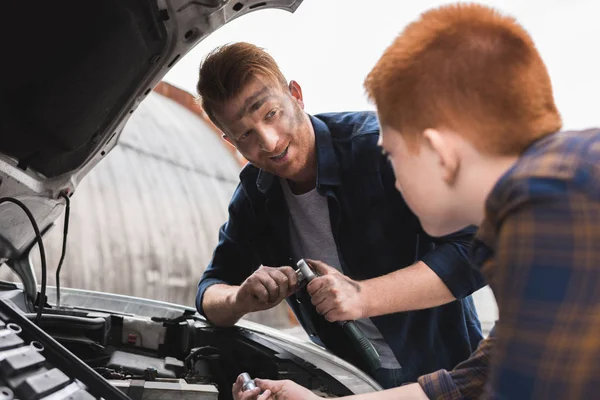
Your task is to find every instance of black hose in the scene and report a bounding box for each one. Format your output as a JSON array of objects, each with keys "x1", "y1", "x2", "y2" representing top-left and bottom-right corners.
[
  {"x1": 56, "y1": 192, "x2": 71, "y2": 308},
  {"x1": 0, "y1": 197, "x2": 46, "y2": 323}
]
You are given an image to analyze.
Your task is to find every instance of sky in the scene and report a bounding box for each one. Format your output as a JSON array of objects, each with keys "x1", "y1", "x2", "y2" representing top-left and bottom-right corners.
[{"x1": 164, "y1": 0, "x2": 599, "y2": 131}]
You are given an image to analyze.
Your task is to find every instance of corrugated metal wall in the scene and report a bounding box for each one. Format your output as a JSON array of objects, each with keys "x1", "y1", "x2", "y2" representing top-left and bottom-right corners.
[{"x1": 0, "y1": 89, "x2": 294, "y2": 328}]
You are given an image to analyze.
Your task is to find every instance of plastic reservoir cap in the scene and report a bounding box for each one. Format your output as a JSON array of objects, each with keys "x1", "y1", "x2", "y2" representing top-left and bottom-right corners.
[{"x1": 296, "y1": 259, "x2": 316, "y2": 281}]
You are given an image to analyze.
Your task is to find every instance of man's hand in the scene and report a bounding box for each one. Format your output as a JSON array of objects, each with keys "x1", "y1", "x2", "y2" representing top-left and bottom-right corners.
[
  {"x1": 306, "y1": 259, "x2": 366, "y2": 322},
  {"x1": 235, "y1": 266, "x2": 298, "y2": 314},
  {"x1": 256, "y1": 379, "x2": 321, "y2": 400},
  {"x1": 232, "y1": 374, "x2": 272, "y2": 400}
]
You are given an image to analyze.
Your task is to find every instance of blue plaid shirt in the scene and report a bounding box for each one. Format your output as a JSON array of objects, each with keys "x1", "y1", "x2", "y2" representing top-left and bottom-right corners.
[{"x1": 419, "y1": 128, "x2": 600, "y2": 399}]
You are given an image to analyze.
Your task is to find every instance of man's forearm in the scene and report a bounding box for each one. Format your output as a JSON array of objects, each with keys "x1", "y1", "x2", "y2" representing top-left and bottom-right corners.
[
  {"x1": 202, "y1": 284, "x2": 246, "y2": 327},
  {"x1": 361, "y1": 261, "x2": 455, "y2": 317}
]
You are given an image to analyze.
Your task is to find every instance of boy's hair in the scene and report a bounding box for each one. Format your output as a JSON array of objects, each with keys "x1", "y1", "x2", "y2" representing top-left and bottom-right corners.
[
  {"x1": 196, "y1": 42, "x2": 288, "y2": 128},
  {"x1": 364, "y1": 3, "x2": 562, "y2": 155}
]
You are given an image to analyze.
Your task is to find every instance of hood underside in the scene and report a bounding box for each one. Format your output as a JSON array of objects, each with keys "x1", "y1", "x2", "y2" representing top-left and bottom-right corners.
[
  {"x1": 0, "y1": 0, "x2": 303, "y2": 299},
  {"x1": 1, "y1": 0, "x2": 169, "y2": 178},
  {"x1": 0, "y1": 0, "x2": 303, "y2": 179}
]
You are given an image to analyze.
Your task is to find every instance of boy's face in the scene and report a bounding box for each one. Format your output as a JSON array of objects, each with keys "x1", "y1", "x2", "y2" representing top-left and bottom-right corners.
[{"x1": 378, "y1": 122, "x2": 469, "y2": 237}]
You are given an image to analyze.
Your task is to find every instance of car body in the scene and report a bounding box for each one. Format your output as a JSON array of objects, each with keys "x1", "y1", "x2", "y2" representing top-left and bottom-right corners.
[{"x1": 0, "y1": 0, "x2": 381, "y2": 398}]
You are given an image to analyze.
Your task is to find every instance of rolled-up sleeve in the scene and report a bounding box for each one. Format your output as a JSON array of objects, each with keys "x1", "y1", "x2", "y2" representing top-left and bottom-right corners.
[
  {"x1": 195, "y1": 184, "x2": 260, "y2": 317},
  {"x1": 420, "y1": 225, "x2": 486, "y2": 299},
  {"x1": 418, "y1": 327, "x2": 495, "y2": 399}
]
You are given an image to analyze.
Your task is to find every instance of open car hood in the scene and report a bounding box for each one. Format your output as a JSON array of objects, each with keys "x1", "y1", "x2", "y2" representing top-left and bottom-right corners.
[{"x1": 0, "y1": 0, "x2": 302, "y2": 299}]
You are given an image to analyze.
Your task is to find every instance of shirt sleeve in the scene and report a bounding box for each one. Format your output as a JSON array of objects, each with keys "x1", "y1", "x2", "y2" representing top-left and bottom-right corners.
[
  {"x1": 195, "y1": 183, "x2": 261, "y2": 318},
  {"x1": 483, "y1": 187, "x2": 599, "y2": 399},
  {"x1": 419, "y1": 225, "x2": 487, "y2": 299},
  {"x1": 418, "y1": 327, "x2": 495, "y2": 399}
]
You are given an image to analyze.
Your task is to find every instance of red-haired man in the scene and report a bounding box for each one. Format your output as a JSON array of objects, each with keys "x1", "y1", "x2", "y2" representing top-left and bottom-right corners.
[{"x1": 195, "y1": 40, "x2": 485, "y2": 389}]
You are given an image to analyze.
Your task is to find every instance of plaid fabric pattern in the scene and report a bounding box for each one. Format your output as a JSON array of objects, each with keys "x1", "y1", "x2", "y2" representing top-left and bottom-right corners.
[
  {"x1": 418, "y1": 129, "x2": 600, "y2": 399},
  {"x1": 419, "y1": 329, "x2": 495, "y2": 399}
]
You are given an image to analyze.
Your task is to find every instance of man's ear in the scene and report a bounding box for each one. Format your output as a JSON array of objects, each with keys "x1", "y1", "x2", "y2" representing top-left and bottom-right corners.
[
  {"x1": 423, "y1": 128, "x2": 460, "y2": 185},
  {"x1": 221, "y1": 134, "x2": 235, "y2": 148},
  {"x1": 289, "y1": 80, "x2": 305, "y2": 109}
]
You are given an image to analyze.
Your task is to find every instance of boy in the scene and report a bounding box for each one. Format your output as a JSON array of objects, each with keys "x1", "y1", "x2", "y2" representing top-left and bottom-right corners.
[{"x1": 241, "y1": 2, "x2": 600, "y2": 399}]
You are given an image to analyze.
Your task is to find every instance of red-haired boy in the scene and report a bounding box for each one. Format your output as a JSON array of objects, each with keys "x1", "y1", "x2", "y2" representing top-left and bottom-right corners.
[{"x1": 247, "y1": 3, "x2": 600, "y2": 399}]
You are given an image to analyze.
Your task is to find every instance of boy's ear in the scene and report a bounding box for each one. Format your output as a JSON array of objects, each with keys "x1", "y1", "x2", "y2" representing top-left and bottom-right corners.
[{"x1": 423, "y1": 128, "x2": 460, "y2": 185}]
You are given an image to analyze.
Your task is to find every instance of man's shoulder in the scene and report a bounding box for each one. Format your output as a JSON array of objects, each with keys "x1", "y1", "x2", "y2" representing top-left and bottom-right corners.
[{"x1": 313, "y1": 111, "x2": 380, "y2": 140}]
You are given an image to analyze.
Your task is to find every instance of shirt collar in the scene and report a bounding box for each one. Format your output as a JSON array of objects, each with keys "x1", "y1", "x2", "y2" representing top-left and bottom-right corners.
[
  {"x1": 473, "y1": 132, "x2": 564, "y2": 259},
  {"x1": 256, "y1": 114, "x2": 341, "y2": 194}
]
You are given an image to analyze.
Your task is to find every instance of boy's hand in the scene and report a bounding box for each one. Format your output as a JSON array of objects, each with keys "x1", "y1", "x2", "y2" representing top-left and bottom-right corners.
[
  {"x1": 256, "y1": 378, "x2": 321, "y2": 400},
  {"x1": 306, "y1": 259, "x2": 366, "y2": 321},
  {"x1": 232, "y1": 374, "x2": 272, "y2": 400}
]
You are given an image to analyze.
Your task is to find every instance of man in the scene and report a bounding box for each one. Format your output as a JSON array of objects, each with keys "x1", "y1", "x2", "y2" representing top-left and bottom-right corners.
[
  {"x1": 241, "y1": 2, "x2": 600, "y2": 399},
  {"x1": 195, "y1": 42, "x2": 485, "y2": 388}
]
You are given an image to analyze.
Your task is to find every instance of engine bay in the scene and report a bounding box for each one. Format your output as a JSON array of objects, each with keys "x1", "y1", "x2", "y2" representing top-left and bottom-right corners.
[{"x1": 0, "y1": 284, "x2": 354, "y2": 399}]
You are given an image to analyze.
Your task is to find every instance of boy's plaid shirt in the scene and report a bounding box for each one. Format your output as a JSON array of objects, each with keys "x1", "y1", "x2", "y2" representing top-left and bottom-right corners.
[{"x1": 419, "y1": 128, "x2": 600, "y2": 399}]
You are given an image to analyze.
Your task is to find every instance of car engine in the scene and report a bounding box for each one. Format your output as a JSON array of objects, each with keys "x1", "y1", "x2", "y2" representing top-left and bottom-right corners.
[{"x1": 0, "y1": 284, "x2": 356, "y2": 399}]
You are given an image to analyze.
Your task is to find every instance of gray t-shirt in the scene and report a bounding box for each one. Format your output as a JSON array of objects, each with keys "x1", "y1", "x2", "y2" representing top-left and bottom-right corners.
[{"x1": 281, "y1": 179, "x2": 401, "y2": 369}]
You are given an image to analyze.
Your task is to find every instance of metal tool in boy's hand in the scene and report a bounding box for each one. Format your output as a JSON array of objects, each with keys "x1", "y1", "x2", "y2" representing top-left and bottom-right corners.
[
  {"x1": 294, "y1": 259, "x2": 381, "y2": 372},
  {"x1": 240, "y1": 372, "x2": 258, "y2": 392}
]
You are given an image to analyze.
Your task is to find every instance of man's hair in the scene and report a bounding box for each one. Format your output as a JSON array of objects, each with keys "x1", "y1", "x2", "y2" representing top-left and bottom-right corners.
[
  {"x1": 364, "y1": 3, "x2": 562, "y2": 155},
  {"x1": 196, "y1": 42, "x2": 288, "y2": 127}
]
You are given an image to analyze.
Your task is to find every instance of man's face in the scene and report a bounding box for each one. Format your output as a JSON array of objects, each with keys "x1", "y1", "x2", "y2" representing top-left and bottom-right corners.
[
  {"x1": 213, "y1": 76, "x2": 315, "y2": 182},
  {"x1": 378, "y1": 123, "x2": 467, "y2": 237}
]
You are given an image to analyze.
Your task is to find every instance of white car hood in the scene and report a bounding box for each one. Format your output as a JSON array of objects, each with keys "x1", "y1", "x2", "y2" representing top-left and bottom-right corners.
[{"x1": 0, "y1": 0, "x2": 302, "y2": 298}]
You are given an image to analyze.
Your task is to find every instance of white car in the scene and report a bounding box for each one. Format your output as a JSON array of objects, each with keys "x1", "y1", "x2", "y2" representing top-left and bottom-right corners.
[{"x1": 0, "y1": 1, "x2": 381, "y2": 399}]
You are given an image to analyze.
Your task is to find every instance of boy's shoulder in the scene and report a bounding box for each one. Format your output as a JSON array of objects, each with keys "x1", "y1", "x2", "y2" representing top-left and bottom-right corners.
[
  {"x1": 485, "y1": 128, "x2": 600, "y2": 222},
  {"x1": 511, "y1": 128, "x2": 600, "y2": 185},
  {"x1": 502, "y1": 128, "x2": 600, "y2": 193}
]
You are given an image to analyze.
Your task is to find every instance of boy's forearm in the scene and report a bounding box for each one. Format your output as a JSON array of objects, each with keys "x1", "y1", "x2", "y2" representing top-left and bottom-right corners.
[
  {"x1": 361, "y1": 261, "x2": 455, "y2": 317},
  {"x1": 343, "y1": 383, "x2": 429, "y2": 400},
  {"x1": 202, "y1": 284, "x2": 246, "y2": 327}
]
